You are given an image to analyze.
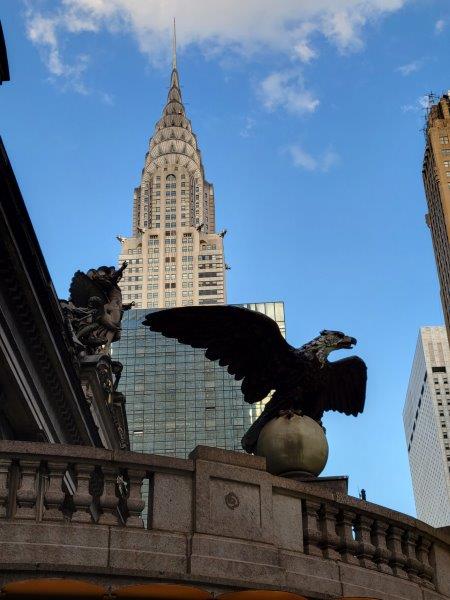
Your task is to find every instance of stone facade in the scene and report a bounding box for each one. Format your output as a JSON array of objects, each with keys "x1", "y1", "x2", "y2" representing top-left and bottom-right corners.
[{"x1": 423, "y1": 94, "x2": 450, "y2": 342}]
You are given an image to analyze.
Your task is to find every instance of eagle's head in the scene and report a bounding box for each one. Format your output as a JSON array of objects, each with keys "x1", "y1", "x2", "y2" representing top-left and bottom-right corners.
[
  {"x1": 301, "y1": 330, "x2": 357, "y2": 366},
  {"x1": 319, "y1": 330, "x2": 357, "y2": 351}
]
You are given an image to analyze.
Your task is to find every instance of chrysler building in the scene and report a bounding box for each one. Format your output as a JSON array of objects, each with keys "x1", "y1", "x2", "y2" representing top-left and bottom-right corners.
[{"x1": 118, "y1": 27, "x2": 226, "y2": 309}]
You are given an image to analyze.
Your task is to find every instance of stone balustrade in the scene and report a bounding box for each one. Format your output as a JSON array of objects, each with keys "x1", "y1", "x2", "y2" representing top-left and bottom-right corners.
[{"x1": 0, "y1": 441, "x2": 448, "y2": 600}]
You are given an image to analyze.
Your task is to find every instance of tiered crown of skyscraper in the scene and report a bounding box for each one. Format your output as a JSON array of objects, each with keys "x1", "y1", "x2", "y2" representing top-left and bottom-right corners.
[{"x1": 118, "y1": 23, "x2": 226, "y2": 310}]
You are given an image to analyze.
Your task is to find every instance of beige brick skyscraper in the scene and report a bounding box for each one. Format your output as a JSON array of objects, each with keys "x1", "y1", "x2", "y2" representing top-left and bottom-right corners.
[
  {"x1": 118, "y1": 29, "x2": 226, "y2": 309},
  {"x1": 423, "y1": 93, "x2": 450, "y2": 340}
]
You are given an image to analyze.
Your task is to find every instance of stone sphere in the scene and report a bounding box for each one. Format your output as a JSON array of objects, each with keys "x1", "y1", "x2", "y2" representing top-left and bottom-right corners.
[{"x1": 256, "y1": 413, "x2": 329, "y2": 476}]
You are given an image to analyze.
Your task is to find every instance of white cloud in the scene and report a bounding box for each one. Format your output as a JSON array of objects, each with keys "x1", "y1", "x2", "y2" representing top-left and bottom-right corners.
[
  {"x1": 259, "y1": 71, "x2": 319, "y2": 115},
  {"x1": 288, "y1": 145, "x2": 318, "y2": 170},
  {"x1": 401, "y1": 95, "x2": 429, "y2": 113},
  {"x1": 25, "y1": 0, "x2": 409, "y2": 83},
  {"x1": 322, "y1": 148, "x2": 340, "y2": 171},
  {"x1": 286, "y1": 144, "x2": 339, "y2": 172},
  {"x1": 100, "y1": 91, "x2": 115, "y2": 105},
  {"x1": 396, "y1": 59, "x2": 423, "y2": 76},
  {"x1": 435, "y1": 19, "x2": 445, "y2": 34},
  {"x1": 294, "y1": 41, "x2": 317, "y2": 63},
  {"x1": 25, "y1": 10, "x2": 91, "y2": 91},
  {"x1": 240, "y1": 117, "x2": 256, "y2": 138},
  {"x1": 321, "y1": 10, "x2": 366, "y2": 51}
]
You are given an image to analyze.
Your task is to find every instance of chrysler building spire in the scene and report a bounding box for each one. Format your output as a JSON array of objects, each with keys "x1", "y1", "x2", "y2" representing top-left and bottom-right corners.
[
  {"x1": 117, "y1": 29, "x2": 227, "y2": 310},
  {"x1": 172, "y1": 18, "x2": 177, "y2": 71}
]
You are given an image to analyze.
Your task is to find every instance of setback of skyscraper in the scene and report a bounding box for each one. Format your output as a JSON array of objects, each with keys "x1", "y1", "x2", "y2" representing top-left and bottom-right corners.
[
  {"x1": 403, "y1": 326, "x2": 450, "y2": 528},
  {"x1": 113, "y1": 302, "x2": 285, "y2": 457},
  {"x1": 117, "y1": 44, "x2": 226, "y2": 309}
]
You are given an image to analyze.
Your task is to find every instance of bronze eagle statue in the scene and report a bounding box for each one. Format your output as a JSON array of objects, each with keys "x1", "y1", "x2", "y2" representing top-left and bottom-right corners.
[{"x1": 143, "y1": 305, "x2": 367, "y2": 454}]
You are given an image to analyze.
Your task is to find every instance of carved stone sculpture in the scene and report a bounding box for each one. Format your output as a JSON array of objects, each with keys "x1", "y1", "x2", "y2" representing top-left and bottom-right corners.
[
  {"x1": 66, "y1": 262, "x2": 133, "y2": 354},
  {"x1": 60, "y1": 262, "x2": 132, "y2": 394}
]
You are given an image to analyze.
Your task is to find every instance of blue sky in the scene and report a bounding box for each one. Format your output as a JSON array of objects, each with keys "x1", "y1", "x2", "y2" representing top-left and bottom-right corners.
[{"x1": 2, "y1": 0, "x2": 450, "y2": 517}]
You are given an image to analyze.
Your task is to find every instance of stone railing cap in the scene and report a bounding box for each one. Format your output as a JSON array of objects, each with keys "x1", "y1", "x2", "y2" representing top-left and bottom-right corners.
[
  {"x1": 0, "y1": 441, "x2": 194, "y2": 473},
  {"x1": 0, "y1": 440, "x2": 448, "y2": 548},
  {"x1": 189, "y1": 445, "x2": 266, "y2": 470},
  {"x1": 271, "y1": 472, "x2": 450, "y2": 546}
]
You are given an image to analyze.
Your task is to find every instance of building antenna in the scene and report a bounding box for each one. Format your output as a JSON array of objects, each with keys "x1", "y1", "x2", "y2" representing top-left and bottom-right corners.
[{"x1": 172, "y1": 18, "x2": 177, "y2": 71}]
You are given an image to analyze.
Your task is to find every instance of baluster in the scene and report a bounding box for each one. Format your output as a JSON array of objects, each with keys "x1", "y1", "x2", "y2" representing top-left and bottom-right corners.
[
  {"x1": 302, "y1": 499, "x2": 323, "y2": 557},
  {"x1": 43, "y1": 461, "x2": 67, "y2": 522},
  {"x1": 15, "y1": 459, "x2": 40, "y2": 520},
  {"x1": 354, "y1": 515, "x2": 377, "y2": 569},
  {"x1": 416, "y1": 536, "x2": 435, "y2": 588},
  {"x1": 387, "y1": 525, "x2": 408, "y2": 579},
  {"x1": 319, "y1": 505, "x2": 340, "y2": 560},
  {"x1": 372, "y1": 519, "x2": 392, "y2": 574},
  {"x1": 0, "y1": 458, "x2": 11, "y2": 518},
  {"x1": 98, "y1": 466, "x2": 120, "y2": 525},
  {"x1": 71, "y1": 462, "x2": 95, "y2": 523},
  {"x1": 336, "y1": 509, "x2": 359, "y2": 564},
  {"x1": 125, "y1": 468, "x2": 146, "y2": 528},
  {"x1": 403, "y1": 530, "x2": 422, "y2": 583}
]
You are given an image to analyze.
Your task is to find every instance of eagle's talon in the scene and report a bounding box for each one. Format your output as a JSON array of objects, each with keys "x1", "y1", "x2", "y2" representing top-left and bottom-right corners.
[{"x1": 279, "y1": 409, "x2": 303, "y2": 419}]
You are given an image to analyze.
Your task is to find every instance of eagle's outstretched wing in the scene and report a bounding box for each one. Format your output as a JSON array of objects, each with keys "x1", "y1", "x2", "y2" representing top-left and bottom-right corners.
[
  {"x1": 69, "y1": 271, "x2": 107, "y2": 307},
  {"x1": 319, "y1": 356, "x2": 367, "y2": 416},
  {"x1": 143, "y1": 306, "x2": 295, "y2": 404}
]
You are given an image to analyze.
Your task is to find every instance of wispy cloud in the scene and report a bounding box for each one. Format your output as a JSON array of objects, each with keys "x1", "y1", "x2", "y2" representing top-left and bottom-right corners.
[
  {"x1": 294, "y1": 41, "x2": 317, "y2": 63},
  {"x1": 286, "y1": 144, "x2": 340, "y2": 172},
  {"x1": 259, "y1": 71, "x2": 319, "y2": 116},
  {"x1": 396, "y1": 59, "x2": 423, "y2": 76},
  {"x1": 25, "y1": 10, "x2": 93, "y2": 93},
  {"x1": 435, "y1": 19, "x2": 446, "y2": 34},
  {"x1": 401, "y1": 95, "x2": 429, "y2": 113},
  {"x1": 240, "y1": 117, "x2": 256, "y2": 138},
  {"x1": 24, "y1": 0, "x2": 409, "y2": 88},
  {"x1": 100, "y1": 92, "x2": 115, "y2": 106}
]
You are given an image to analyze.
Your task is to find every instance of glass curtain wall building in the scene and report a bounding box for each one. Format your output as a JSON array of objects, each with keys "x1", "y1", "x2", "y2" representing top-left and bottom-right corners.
[{"x1": 113, "y1": 302, "x2": 285, "y2": 457}]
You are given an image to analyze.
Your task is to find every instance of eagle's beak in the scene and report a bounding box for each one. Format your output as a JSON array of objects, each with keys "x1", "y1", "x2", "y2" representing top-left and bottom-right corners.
[{"x1": 340, "y1": 336, "x2": 357, "y2": 349}]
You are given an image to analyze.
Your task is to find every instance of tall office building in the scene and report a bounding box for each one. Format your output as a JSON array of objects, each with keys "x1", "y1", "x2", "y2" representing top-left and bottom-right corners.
[
  {"x1": 117, "y1": 30, "x2": 226, "y2": 310},
  {"x1": 423, "y1": 94, "x2": 450, "y2": 342},
  {"x1": 403, "y1": 326, "x2": 450, "y2": 527},
  {"x1": 113, "y1": 302, "x2": 286, "y2": 457}
]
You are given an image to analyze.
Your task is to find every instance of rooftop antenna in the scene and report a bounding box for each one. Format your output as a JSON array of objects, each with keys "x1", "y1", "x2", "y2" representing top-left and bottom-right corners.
[{"x1": 172, "y1": 18, "x2": 177, "y2": 71}]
